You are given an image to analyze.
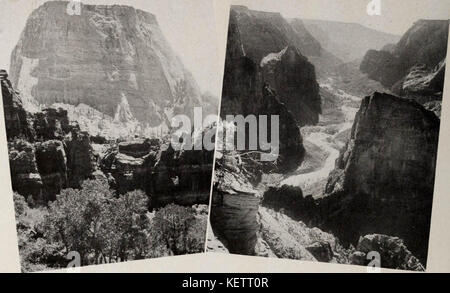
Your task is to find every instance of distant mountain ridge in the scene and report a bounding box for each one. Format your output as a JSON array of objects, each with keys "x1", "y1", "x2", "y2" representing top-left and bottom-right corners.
[
  {"x1": 302, "y1": 19, "x2": 401, "y2": 63},
  {"x1": 360, "y1": 19, "x2": 448, "y2": 107}
]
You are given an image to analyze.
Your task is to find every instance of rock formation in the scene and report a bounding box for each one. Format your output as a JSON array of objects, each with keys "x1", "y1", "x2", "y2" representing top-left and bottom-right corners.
[
  {"x1": 210, "y1": 154, "x2": 261, "y2": 255},
  {"x1": 350, "y1": 234, "x2": 425, "y2": 271},
  {"x1": 3, "y1": 69, "x2": 95, "y2": 202},
  {"x1": 100, "y1": 138, "x2": 214, "y2": 208},
  {"x1": 360, "y1": 20, "x2": 448, "y2": 102},
  {"x1": 1, "y1": 70, "x2": 34, "y2": 141},
  {"x1": 10, "y1": 1, "x2": 205, "y2": 128},
  {"x1": 219, "y1": 6, "x2": 327, "y2": 172},
  {"x1": 223, "y1": 6, "x2": 321, "y2": 128},
  {"x1": 324, "y1": 92, "x2": 440, "y2": 265},
  {"x1": 3, "y1": 69, "x2": 212, "y2": 207},
  {"x1": 8, "y1": 140, "x2": 44, "y2": 202}
]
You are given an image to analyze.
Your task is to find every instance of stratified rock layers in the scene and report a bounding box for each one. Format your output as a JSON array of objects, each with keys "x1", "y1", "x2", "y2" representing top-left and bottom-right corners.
[
  {"x1": 10, "y1": 1, "x2": 201, "y2": 126},
  {"x1": 324, "y1": 92, "x2": 440, "y2": 265}
]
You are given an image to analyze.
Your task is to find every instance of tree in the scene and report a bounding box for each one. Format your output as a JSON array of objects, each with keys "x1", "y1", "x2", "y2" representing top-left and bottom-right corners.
[
  {"x1": 152, "y1": 204, "x2": 206, "y2": 255},
  {"x1": 43, "y1": 180, "x2": 152, "y2": 265},
  {"x1": 104, "y1": 190, "x2": 151, "y2": 262},
  {"x1": 13, "y1": 193, "x2": 59, "y2": 272}
]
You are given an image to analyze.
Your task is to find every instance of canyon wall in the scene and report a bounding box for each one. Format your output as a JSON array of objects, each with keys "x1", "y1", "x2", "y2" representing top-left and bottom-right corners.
[
  {"x1": 10, "y1": 1, "x2": 204, "y2": 127},
  {"x1": 324, "y1": 92, "x2": 440, "y2": 264},
  {"x1": 223, "y1": 6, "x2": 321, "y2": 128}
]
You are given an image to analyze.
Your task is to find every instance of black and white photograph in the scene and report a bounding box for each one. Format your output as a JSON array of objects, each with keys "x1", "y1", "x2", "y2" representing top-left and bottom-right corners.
[
  {"x1": 0, "y1": 0, "x2": 221, "y2": 272},
  {"x1": 208, "y1": 0, "x2": 449, "y2": 271}
]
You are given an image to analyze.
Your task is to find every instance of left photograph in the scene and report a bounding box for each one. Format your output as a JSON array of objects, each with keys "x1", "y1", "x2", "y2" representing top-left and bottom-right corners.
[{"x1": 0, "y1": 0, "x2": 221, "y2": 272}]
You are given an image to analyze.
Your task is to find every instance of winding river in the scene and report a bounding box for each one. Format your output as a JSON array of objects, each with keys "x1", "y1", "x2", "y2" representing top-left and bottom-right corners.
[{"x1": 280, "y1": 84, "x2": 361, "y2": 198}]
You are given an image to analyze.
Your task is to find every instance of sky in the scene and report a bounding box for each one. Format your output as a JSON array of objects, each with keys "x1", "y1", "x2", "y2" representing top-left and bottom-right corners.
[
  {"x1": 232, "y1": 0, "x2": 450, "y2": 36},
  {"x1": 0, "y1": 0, "x2": 223, "y2": 95}
]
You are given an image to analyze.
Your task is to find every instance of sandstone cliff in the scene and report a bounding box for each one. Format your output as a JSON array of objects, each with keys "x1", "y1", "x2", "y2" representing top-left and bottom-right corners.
[
  {"x1": 323, "y1": 92, "x2": 440, "y2": 265},
  {"x1": 10, "y1": 1, "x2": 204, "y2": 130},
  {"x1": 223, "y1": 6, "x2": 321, "y2": 127},
  {"x1": 219, "y1": 6, "x2": 325, "y2": 172}
]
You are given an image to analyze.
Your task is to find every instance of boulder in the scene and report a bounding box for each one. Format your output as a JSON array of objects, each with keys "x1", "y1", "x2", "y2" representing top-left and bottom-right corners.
[
  {"x1": 355, "y1": 234, "x2": 425, "y2": 271},
  {"x1": 306, "y1": 241, "x2": 334, "y2": 262}
]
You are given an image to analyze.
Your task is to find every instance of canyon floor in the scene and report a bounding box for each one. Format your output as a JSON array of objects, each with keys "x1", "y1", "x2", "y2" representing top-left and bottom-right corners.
[{"x1": 262, "y1": 78, "x2": 362, "y2": 199}]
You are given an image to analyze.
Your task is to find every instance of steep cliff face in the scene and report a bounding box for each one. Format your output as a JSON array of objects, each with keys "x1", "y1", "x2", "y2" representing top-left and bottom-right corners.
[
  {"x1": 324, "y1": 92, "x2": 440, "y2": 265},
  {"x1": 10, "y1": 1, "x2": 202, "y2": 128},
  {"x1": 220, "y1": 6, "x2": 319, "y2": 172},
  {"x1": 3, "y1": 70, "x2": 95, "y2": 203},
  {"x1": 1, "y1": 70, "x2": 34, "y2": 141},
  {"x1": 224, "y1": 6, "x2": 321, "y2": 127},
  {"x1": 360, "y1": 20, "x2": 448, "y2": 100}
]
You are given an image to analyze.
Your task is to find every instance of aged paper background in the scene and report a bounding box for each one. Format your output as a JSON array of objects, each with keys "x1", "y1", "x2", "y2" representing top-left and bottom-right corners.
[{"x1": 1, "y1": 0, "x2": 450, "y2": 273}]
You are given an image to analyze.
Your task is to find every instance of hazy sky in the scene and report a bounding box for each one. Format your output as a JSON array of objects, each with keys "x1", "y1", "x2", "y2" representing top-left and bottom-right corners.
[
  {"x1": 232, "y1": 0, "x2": 450, "y2": 36},
  {"x1": 0, "y1": 0, "x2": 222, "y2": 95}
]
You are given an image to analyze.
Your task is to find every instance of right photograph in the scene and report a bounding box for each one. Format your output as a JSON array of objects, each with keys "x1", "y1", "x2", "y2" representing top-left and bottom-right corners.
[{"x1": 208, "y1": 0, "x2": 449, "y2": 271}]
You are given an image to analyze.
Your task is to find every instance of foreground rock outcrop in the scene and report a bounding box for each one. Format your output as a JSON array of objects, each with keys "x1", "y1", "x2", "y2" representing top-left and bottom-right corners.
[
  {"x1": 351, "y1": 234, "x2": 425, "y2": 271},
  {"x1": 324, "y1": 92, "x2": 440, "y2": 265},
  {"x1": 10, "y1": 1, "x2": 205, "y2": 128},
  {"x1": 210, "y1": 154, "x2": 261, "y2": 255}
]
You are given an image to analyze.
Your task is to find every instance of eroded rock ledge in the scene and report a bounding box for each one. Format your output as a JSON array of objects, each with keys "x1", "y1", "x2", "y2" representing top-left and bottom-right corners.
[{"x1": 2, "y1": 70, "x2": 213, "y2": 208}]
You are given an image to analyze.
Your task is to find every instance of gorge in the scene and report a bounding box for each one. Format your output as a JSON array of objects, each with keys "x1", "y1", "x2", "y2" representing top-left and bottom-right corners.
[{"x1": 209, "y1": 6, "x2": 447, "y2": 271}]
